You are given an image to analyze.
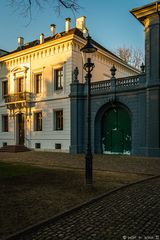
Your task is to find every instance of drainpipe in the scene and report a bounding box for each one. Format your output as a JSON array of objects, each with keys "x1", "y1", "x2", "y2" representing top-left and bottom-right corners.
[{"x1": 156, "y1": 2, "x2": 160, "y2": 148}]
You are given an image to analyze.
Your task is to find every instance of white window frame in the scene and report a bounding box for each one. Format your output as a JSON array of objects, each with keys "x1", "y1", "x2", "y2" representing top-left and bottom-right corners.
[
  {"x1": 34, "y1": 72, "x2": 42, "y2": 94},
  {"x1": 34, "y1": 111, "x2": 43, "y2": 131},
  {"x1": 53, "y1": 109, "x2": 63, "y2": 131}
]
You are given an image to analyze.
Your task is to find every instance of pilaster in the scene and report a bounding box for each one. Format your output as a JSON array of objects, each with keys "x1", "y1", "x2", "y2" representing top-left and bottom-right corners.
[
  {"x1": 131, "y1": 2, "x2": 160, "y2": 156},
  {"x1": 70, "y1": 78, "x2": 85, "y2": 153}
]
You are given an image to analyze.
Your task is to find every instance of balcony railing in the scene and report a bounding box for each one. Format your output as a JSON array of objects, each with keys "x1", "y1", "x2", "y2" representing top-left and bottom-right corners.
[{"x1": 4, "y1": 92, "x2": 31, "y2": 104}]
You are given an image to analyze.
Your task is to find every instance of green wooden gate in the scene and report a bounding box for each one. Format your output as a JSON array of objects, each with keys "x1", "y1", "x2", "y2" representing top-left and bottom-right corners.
[{"x1": 102, "y1": 107, "x2": 131, "y2": 154}]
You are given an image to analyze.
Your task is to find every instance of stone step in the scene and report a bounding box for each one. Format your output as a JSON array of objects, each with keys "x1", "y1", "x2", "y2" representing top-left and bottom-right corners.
[{"x1": 0, "y1": 145, "x2": 31, "y2": 152}]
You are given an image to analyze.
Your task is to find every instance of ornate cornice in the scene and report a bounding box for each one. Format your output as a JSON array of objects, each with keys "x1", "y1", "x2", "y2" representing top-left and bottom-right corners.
[{"x1": 130, "y1": 1, "x2": 160, "y2": 25}]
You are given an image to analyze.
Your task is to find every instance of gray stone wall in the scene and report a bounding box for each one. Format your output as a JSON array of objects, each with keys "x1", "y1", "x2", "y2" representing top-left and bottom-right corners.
[{"x1": 70, "y1": 74, "x2": 160, "y2": 157}]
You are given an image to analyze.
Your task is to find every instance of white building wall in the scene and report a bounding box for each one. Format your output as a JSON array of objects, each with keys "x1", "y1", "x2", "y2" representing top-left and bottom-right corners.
[
  {"x1": 72, "y1": 41, "x2": 138, "y2": 84},
  {"x1": 25, "y1": 98, "x2": 70, "y2": 151},
  {"x1": 0, "y1": 39, "x2": 72, "y2": 151}
]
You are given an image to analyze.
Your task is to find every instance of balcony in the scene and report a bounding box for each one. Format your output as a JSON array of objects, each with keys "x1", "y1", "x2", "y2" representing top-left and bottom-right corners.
[
  {"x1": 4, "y1": 92, "x2": 32, "y2": 111},
  {"x1": 4, "y1": 92, "x2": 31, "y2": 104}
]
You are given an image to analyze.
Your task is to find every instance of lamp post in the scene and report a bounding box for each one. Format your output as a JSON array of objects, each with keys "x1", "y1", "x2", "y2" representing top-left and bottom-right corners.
[{"x1": 80, "y1": 36, "x2": 97, "y2": 185}]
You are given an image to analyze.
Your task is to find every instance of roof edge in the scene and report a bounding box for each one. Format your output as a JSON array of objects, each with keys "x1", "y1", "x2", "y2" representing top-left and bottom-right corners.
[{"x1": 130, "y1": 1, "x2": 160, "y2": 25}]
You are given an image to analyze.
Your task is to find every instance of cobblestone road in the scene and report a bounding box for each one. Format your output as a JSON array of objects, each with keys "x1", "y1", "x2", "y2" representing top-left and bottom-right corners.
[{"x1": 6, "y1": 176, "x2": 160, "y2": 240}]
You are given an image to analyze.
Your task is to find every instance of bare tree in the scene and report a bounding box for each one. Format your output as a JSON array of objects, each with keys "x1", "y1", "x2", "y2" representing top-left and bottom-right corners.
[
  {"x1": 8, "y1": 0, "x2": 80, "y2": 19},
  {"x1": 115, "y1": 47, "x2": 144, "y2": 70},
  {"x1": 131, "y1": 48, "x2": 144, "y2": 70}
]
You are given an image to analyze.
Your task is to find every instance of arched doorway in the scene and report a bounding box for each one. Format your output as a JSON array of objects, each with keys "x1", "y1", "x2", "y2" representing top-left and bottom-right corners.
[{"x1": 102, "y1": 106, "x2": 131, "y2": 154}]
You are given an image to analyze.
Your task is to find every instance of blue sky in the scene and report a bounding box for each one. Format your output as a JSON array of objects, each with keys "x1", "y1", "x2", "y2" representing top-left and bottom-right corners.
[{"x1": 0, "y1": 0, "x2": 154, "y2": 53}]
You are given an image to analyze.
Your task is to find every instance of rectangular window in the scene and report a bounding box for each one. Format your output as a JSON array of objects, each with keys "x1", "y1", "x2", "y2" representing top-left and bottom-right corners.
[
  {"x1": 34, "y1": 112, "x2": 42, "y2": 131},
  {"x1": 35, "y1": 73, "x2": 42, "y2": 94},
  {"x1": 2, "y1": 81, "x2": 8, "y2": 98},
  {"x1": 54, "y1": 110, "x2": 63, "y2": 130},
  {"x1": 17, "y1": 77, "x2": 23, "y2": 93},
  {"x1": 55, "y1": 68, "x2": 63, "y2": 90},
  {"x1": 2, "y1": 115, "x2": 8, "y2": 132}
]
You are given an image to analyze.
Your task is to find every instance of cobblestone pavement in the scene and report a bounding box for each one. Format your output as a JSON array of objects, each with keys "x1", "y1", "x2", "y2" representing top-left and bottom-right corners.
[{"x1": 6, "y1": 176, "x2": 160, "y2": 240}]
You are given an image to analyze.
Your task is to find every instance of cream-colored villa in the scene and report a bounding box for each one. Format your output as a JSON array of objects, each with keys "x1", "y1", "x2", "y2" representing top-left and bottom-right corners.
[{"x1": 0, "y1": 16, "x2": 138, "y2": 152}]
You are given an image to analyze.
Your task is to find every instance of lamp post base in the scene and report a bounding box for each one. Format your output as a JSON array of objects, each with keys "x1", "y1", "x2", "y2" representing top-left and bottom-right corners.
[{"x1": 85, "y1": 152, "x2": 93, "y2": 185}]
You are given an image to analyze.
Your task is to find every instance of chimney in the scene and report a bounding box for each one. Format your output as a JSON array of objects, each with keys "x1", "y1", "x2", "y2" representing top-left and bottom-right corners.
[
  {"x1": 65, "y1": 18, "x2": 71, "y2": 32},
  {"x1": 18, "y1": 36, "x2": 24, "y2": 48},
  {"x1": 40, "y1": 33, "x2": 44, "y2": 44},
  {"x1": 76, "y1": 16, "x2": 86, "y2": 31},
  {"x1": 50, "y1": 24, "x2": 56, "y2": 36}
]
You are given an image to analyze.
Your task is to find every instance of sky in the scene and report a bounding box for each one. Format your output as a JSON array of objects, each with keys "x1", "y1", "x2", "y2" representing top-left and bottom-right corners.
[{"x1": 0, "y1": 0, "x2": 155, "y2": 53}]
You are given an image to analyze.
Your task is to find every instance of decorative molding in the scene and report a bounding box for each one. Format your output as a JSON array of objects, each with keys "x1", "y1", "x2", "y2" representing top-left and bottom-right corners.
[
  {"x1": 3, "y1": 42, "x2": 74, "y2": 69},
  {"x1": 11, "y1": 66, "x2": 28, "y2": 73}
]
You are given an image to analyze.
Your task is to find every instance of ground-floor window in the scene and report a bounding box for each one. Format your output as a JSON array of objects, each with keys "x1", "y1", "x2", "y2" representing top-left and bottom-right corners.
[
  {"x1": 54, "y1": 110, "x2": 63, "y2": 130},
  {"x1": 2, "y1": 115, "x2": 8, "y2": 132},
  {"x1": 34, "y1": 112, "x2": 42, "y2": 131}
]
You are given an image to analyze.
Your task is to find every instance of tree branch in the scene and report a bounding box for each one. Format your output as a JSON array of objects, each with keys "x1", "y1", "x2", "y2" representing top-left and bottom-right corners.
[
  {"x1": 8, "y1": 0, "x2": 80, "y2": 19},
  {"x1": 115, "y1": 46, "x2": 144, "y2": 69}
]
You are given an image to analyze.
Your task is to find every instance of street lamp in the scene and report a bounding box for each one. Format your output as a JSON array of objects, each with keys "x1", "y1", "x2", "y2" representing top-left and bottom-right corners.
[{"x1": 80, "y1": 35, "x2": 97, "y2": 185}]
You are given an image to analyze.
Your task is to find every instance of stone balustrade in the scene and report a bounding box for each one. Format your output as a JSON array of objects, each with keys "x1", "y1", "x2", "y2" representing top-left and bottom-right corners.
[
  {"x1": 116, "y1": 75, "x2": 140, "y2": 88},
  {"x1": 91, "y1": 74, "x2": 145, "y2": 94}
]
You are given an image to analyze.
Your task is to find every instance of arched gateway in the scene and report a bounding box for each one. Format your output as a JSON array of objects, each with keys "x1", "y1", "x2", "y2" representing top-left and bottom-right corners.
[{"x1": 100, "y1": 105, "x2": 131, "y2": 155}]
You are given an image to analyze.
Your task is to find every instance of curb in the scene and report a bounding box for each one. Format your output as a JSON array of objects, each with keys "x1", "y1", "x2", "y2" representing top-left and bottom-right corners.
[{"x1": 4, "y1": 174, "x2": 160, "y2": 240}]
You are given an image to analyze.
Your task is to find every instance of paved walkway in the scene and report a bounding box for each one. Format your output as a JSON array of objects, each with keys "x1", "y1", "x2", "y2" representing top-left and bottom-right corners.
[{"x1": 6, "y1": 176, "x2": 160, "y2": 240}]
